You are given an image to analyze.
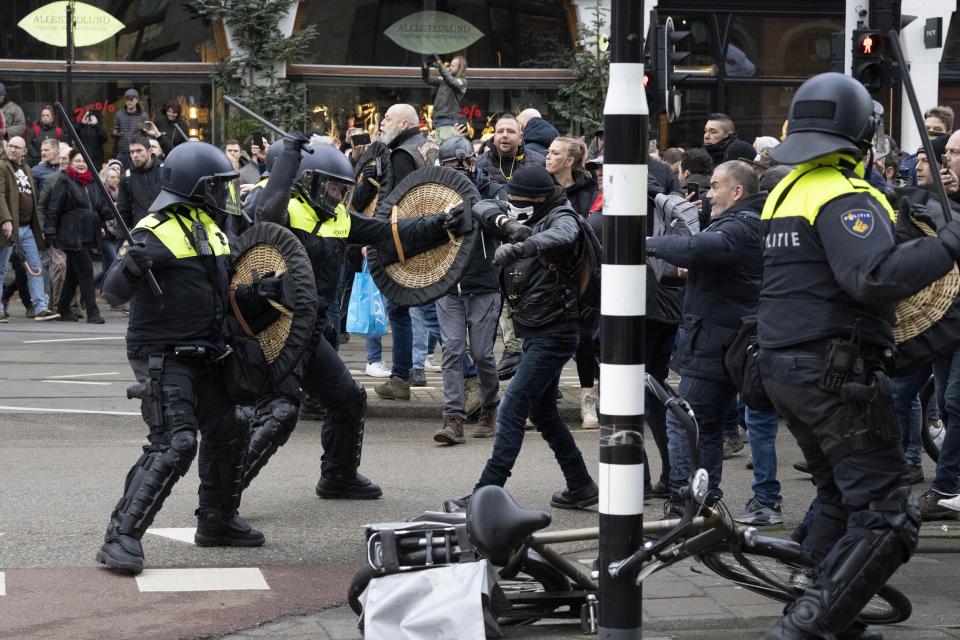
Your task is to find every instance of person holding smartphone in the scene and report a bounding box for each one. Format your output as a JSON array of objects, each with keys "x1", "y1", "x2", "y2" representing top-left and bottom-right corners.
[
  {"x1": 77, "y1": 109, "x2": 108, "y2": 169},
  {"x1": 113, "y1": 88, "x2": 148, "y2": 168},
  {"x1": 421, "y1": 54, "x2": 467, "y2": 144}
]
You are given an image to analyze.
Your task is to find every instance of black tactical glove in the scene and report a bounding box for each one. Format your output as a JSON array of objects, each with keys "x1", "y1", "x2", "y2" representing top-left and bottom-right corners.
[
  {"x1": 494, "y1": 242, "x2": 534, "y2": 266},
  {"x1": 899, "y1": 196, "x2": 936, "y2": 229},
  {"x1": 496, "y1": 214, "x2": 532, "y2": 242},
  {"x1": 939, "y1": 220, "x2": 960, "y2": 262},
  {"x1": 283, "y1": 130, "x2": 311, "y2": 153},
  {"x1": 443, "y1": 201, "x2": 473, "y2": 236},
  {"x1": 252, "y1": 270, "x2": 284, "y2": 302},
  {"x1": 122, "y1": 242, "x2": 152, "y2": 280}
]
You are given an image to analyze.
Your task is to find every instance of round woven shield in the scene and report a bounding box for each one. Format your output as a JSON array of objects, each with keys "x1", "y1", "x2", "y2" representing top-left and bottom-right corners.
[
  {"x1": 895, "y1": 218, "x2": 960, "y2": 344},
  {"x1": 367, "y1": 166, "x2": 479, "y2": 306},
  {"x1": 230, "y1": 222, "x2": 317, "y2": 382}
]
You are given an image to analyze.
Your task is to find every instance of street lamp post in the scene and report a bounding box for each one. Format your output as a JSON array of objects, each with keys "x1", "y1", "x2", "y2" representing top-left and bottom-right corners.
[
  {"x1": 66, "y1": 0, "x2": 75, "y2": 119},
  {"x1": 598, "y1": 0, "x2": 647, "y2": 639}
]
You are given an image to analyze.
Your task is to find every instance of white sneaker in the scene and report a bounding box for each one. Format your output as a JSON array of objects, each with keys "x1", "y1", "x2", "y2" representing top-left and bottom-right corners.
[
  {"x1": 424, "y1": 355, "x2": 441, "y2": 371},
  {"x1": 365, "y1": 361, "x2": 391, "y2": 378},
  {"x1": 937, "y1": 493, "x2": 960, "y2": 512},
  {"x1": 579, "y1": 387, "x2": 599, "y2": 430}
]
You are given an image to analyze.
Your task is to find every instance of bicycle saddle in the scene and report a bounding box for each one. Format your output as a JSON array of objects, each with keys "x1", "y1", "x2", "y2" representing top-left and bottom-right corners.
[{"x1": 466, "y1": 485, "x2": 551, "y2": 565}]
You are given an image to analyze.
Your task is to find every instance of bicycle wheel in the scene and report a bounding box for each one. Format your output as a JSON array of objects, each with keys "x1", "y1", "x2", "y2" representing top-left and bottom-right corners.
[
  {"x1": 698, "y1": 539, "x2": 911, "y2": 625},
  {"x1": 920, "y1": 376, "x2": 942, "y2": 462},
  {"x1": 347, "y1": 563, "x2": 377, "y2": 617}
]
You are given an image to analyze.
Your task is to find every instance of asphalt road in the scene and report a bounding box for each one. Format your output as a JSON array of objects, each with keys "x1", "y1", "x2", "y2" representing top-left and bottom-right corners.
[{"x1": 1, "y1": 318, "x2": 958, "y2": 640}]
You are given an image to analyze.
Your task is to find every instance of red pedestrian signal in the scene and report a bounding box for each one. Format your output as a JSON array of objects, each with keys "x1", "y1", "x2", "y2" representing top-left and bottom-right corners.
[
  {"x1": 861, "y1": 34, "x2": 873, "y2": 54},
  {"x1": 851, "y1": 30, "x2": 889, "y2": 92}
]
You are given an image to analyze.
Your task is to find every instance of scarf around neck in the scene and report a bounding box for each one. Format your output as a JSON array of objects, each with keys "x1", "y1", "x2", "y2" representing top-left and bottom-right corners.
[{"x1": 66, "y1": 165, "x2": 93, "y2": 187}]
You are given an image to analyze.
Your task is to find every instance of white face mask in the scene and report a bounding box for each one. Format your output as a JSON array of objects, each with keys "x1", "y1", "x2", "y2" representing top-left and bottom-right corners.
[{"x1": 508, "y1": 201, "x2": 534, "y2": 221}]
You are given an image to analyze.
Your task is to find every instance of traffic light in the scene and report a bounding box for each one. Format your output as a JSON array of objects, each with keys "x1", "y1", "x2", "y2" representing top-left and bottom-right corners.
[
  {"x1": 852, "y1": 29, "x2": 885, "y2": 91},
  {"x1": 644, "y1": 13, "x2": 662, "y2": 116},
  {"x1": 656, "y1": 17, "x2": 689, "y2": 121}
]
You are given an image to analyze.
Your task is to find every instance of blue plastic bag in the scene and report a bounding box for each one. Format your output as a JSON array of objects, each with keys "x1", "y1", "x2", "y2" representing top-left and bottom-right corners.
[{"x1": 346, "y1": 260, "x2": 388, "y2": 337}]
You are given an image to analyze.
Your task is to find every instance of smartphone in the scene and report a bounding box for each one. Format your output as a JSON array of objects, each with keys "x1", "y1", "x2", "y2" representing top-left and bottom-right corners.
[
  {"x1": 686, "y1": 183, "x2": 699, "y2": 197},
  {"x1": 351, "y1": 133, "x2": 371, "y2": 146}
]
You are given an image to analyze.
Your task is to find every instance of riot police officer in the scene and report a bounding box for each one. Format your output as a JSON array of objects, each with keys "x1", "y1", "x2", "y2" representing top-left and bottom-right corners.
[
  {"x1": 96, "y1": 142, "x2": 280, "y2": 574},
  {"x1": 758, "y1": 73, "x2": 960, "y2": 639},
  {"x1": 242, "y1": 138, "x2": 460, "y2": 499}
]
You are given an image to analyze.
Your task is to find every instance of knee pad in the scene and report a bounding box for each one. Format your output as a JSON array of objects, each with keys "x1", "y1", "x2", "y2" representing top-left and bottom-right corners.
[
  {"x1": 343, "y1": 381, "x2": 367, "y2": 422},
  {"x1": 167, "y1": 430, "x2": 198, "y2": 476}
]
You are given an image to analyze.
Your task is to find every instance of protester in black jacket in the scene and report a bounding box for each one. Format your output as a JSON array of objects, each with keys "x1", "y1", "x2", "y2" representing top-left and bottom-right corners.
[
  {"x1": 702, "y1": 113, "x2": 739, "y2": 167},
  {"x1": 117, "y1": 134, "x2": 162, "y2": 226},
  {"x1": 646, "y1": 160, "x2": 763, "y2": 509},
  {"x1": 77, "y1": 109, "x2": 108, "y2": 168},
  {"x1": 44, "y1": 148, "x2": 112, "y2": 323},
  {"x1": 518, "y1": 108, "x2": 558, "y2": 157},
  {"x1": 155, "y1": 102, "x2": 189, "y2": 148},
  {"x1": 477, "y1": 113, "x2": 545, "y2": 187}
]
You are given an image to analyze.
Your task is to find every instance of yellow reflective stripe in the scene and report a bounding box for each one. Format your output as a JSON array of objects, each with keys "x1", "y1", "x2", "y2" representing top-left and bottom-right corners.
[
  {"x1": 762, "y1": 156, "x2": 895, "y2": 224},
  {"x1": 287, "y1": 196, "x2": 351, "y2": 238},
  {"x1": 134, "y1": 208, "x2": 230, "y2": 258}
]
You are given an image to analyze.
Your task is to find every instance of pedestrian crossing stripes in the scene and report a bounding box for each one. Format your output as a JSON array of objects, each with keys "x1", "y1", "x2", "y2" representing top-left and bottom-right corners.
[
  {"x1": 146, "y1": 527, "x2": 198, "y2": 544},
  {"x1": 135, "y1": 568, "x2": 269, "y2": 592},
  {"x1": 0, "y1": 571, "x2": 5, "y2": 596}
]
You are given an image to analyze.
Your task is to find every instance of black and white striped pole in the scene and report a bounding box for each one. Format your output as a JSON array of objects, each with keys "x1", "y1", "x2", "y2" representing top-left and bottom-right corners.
[{"x1": 598, "y1": 0, "x2": 647, "y2": 638}]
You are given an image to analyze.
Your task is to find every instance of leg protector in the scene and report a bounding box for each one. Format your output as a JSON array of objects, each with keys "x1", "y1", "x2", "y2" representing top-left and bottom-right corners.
[
  {"x1": 242, "y1": 393, "x2": 300, "y2": 489},
  {"x1": 106, "y1": 430, "x2": 198, "y2": 541},
  {"x1": 320, "y1": 380, "x2": 367, "y2": 478},
  {"x1": 197, "y1": 434, "x2": 248, "y2": 517},
  {"x1": 805, "y1": 485, "x2": 920, "y2": 633}
]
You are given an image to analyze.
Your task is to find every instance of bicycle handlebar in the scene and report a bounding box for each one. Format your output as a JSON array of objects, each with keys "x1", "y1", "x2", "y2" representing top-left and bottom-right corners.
[{"x1": 645, "y1": 374, "x2": 700, "y2": 469}]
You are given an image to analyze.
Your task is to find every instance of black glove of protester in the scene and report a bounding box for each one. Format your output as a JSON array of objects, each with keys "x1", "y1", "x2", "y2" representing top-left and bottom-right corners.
[
  {"x1": 939, "y1": 220, "x2": 960, "y2": 262},
  {"x1": 253, "y1": 270, "x2": 284, "y2": 302},
  {"x1": 494, "y1": 242, "x2": 533, "y2": 266},
  {"x1": 496, "y1": 214, "x2": 532, "y2": 242},
  {"x1": 122, "y1": 242, "x2": 153, "y2": 280},
  {"x1": 361, "y1": 162, "x2": 378, "y2": 182},
  {"x1": 283, "y1": 130, "x2": 311, "y2": 153}
]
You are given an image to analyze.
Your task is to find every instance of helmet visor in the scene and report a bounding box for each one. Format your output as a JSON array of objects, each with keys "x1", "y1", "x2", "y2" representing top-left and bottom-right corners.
[
  {"x1": 298, "y1": 170, "x2": 355, "y2": 218},
  {"x1": 202, "y1": 175, "x2": 242, "y2": 217}
]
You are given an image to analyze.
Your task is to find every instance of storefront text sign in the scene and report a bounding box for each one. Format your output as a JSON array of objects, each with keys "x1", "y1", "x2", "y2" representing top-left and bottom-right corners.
[
  {"x1": 385, "y1": 11, "x2": 483, "y2": 54},
  {"x1": 18, "y1": 1, "x2": 124, "y2": 47}
]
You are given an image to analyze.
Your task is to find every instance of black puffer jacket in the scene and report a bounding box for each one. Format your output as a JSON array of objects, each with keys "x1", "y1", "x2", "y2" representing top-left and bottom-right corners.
[
  {"x1": 522, "y1": 117, "x2": 558, "y2": 157},
  {"x1": 563, "y1": 171, "x2": 599, "y2": 217},
  {"x1": 44, "y1": 172, "x2": 112, "y2": 250},
  {"x1": 478, "y1": 146, "x2": 545, "y2": 187}
]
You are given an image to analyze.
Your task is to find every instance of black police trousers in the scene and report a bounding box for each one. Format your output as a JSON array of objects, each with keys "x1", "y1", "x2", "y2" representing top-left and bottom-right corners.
[
  {"x1": 105, "y1": 355, "x2": 247, "y2": 543},
  {"x1": 760, "y1": 347, "x2": 920, "y2": 632},
  {"x1": 243, "y1": 322, "x2": 366, "y2": 489}
]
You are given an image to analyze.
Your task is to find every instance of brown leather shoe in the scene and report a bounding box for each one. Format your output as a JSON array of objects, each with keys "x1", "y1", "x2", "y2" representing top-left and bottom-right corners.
[
  {"x1": 375, "y1": 376, "x2": 410, "y2": 400},
  {"x1": 473, "y1": 406, "x2": 496, "y2": 438},
  {"x1": 434, "y1": 414, "x2": 465, "y2": 445}
]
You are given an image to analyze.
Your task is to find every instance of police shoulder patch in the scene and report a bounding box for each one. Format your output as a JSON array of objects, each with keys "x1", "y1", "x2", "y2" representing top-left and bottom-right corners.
[{"x1": 840, "y1": 209, "x2": 874, "y2": 238}]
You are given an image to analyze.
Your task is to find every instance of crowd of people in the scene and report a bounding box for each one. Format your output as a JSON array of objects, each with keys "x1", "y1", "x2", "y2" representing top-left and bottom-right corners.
[{"x1": 4, "y1": 59, "x2": 960, "y2": 639}]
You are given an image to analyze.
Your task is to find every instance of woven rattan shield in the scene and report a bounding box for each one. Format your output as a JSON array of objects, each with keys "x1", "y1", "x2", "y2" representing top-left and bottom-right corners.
[
  {"x1": 894, "y1": 217, "x2": 960, "y2": 373},
  {"x1": 367, "y1": 166, "x2": 480, "y2": 306},
  {"x1": 229, "y1": 222, "x2": 317, "y2": 382}
]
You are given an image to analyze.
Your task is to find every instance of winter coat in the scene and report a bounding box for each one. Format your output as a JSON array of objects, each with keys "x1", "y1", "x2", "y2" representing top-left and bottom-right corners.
[
  {"x1": 0, "y1": 158, "x2": 45, "y2": 249},
  {"x1": 563, "y1": 171, "x2": 599, "y2": 218},
  {"x1": 522, "y1": 117, "x2": 558, "y2": 157},
  {"x1": 1, "y1": 98, "x2": 26, "y2": 138},
  {"x1": 477, "y1": 146, "x2": 546, "y2": 187},
  {"x1": 117, "y1": 159, "x2": 163, "y2": 226},
  {"x1": 155, "y1": 115, "x2": 190, "y2": 147},
  {"x1": 77, "y1": 110, "x2": 108, "y2": 168},
  {"x1": 44, "y1": 172, "x2": 112, "y2": 250},
  {"x1": 113, "y1": 108, "x2": 149, "y2": 155},
  {"x1": 26, "y1": 121, "x2": 63, "y2": 165},
  {"x1": 422, "y1": 60, "x2": 467, "y2": 123}
]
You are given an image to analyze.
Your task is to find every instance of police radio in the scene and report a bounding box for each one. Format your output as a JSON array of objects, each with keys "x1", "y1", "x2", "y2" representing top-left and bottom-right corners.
[{"x1": 820, "y1": 322, "x2": 863, "y2": 392}]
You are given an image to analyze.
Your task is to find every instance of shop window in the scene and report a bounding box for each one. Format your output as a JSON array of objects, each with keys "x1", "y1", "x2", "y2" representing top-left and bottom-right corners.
[
  {"x1": 729, "y1": 15, "x2": 842, "y2": 78},
  {"x1": 723, "y1": 84, "x2": 794, "y2": 143},
  {"x1": 0, "y1": 1, "x2": 218, "y2": 63},
  {"x1": 296, "y1": 0, "x2": 576, "y2": 68}
]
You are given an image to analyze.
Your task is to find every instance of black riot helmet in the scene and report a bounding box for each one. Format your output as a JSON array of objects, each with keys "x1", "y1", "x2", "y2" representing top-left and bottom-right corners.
[
  {"x1": 266, "y1": 138, "x2": 284, "y2": 172},
  {"x1": 150, "y1": 142, "x2": 241, "y2": 217},
  {"x1": 294, "y1": 143, "x2": 356, "y2": 220},
  {"x1": 771, "y1": 72, "x2": 878, "y2": 165},
  {"x1": 438, "y1": 136, "x2": 476, "y2": 168}
]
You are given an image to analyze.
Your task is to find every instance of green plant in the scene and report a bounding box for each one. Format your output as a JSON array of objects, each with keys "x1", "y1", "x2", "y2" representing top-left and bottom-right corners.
[
  {"x1": 550, "y1": 3, "x2": 609, "y2": 137},
  {"x1": 191, "y1": 0, "x2": 317, "y2": 133}
]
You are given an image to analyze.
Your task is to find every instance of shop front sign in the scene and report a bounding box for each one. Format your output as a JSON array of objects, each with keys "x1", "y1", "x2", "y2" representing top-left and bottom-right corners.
[
  {"x1": 19, "y1": 1, "x2": 124, "y2": 48},
  {"x1": 385, "y1": 11, "x2": 483, "y2": 54}
]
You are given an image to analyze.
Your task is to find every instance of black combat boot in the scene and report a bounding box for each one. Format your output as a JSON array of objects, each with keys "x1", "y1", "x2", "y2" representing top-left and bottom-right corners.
[
  {"x1": 96, "y1": 523, "x2": 145, "y2": 575},
  {"x1": 194, "y1": 510, "x2": 265, "y2": 547},
  {"x1": 315, "y1": 470, "x2": 383, "y2": 499}
]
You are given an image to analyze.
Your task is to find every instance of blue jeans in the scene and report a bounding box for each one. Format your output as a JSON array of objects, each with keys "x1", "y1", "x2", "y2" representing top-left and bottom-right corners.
[
  {"x1": 933, "y1": 351, "x2": 960, "y2": 495},
  {"x1": 475, "y1": 330, "x2": 592, "y2": 491},
  {"x1": 386, "y1": 299, "x2": 412, "y2": 380},
  {"x1": 411, "y1": 303, "x2": 440, "y2": 369},
  {"x1": 366, "y1": 336, "x2": 383, "y2": 364},
  {"x1": 891, "y1": 368, "x2": 929, "y2": 467},
  {"x1": 0, "y1": 229, "x2": 49, "y2": 313},
  {"x1": 667, "y1": 375, "x2": 737, "y2": 497},
  {"x1": 745, "y1": 407, "x2": 782, "y2": 505},
  {"x1": 94, "y1": 236, "x2": 118, "y2": 288}
]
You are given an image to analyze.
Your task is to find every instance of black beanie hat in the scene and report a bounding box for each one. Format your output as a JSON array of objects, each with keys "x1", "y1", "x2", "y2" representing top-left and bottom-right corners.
[
  {"x1": 507, "y1": 165, "x2": 557, "y2": 198},
  {"x1": 723, "y1": 140, "x2": 758, "y2": 163},
  {"x1": 917, "y1": 134, "x2": 949, "y2": 160}
]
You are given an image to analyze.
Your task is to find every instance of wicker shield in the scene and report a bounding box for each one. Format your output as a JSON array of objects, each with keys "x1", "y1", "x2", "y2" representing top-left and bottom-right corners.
[
  {"x1": 353, "y1": 142, "x2": 394, "y2": 217},
  {"x1": 894, "y1": 218, "x2": 960, "y2": 373},
  {"x1": 367, "y1": 166, "x2": 480, "y2": 306},
  {"x1": 229, "y1": 222, "x2": 318, "y2": 382}
]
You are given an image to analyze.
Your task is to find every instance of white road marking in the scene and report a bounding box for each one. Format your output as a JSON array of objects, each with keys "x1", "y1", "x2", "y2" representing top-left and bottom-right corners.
[
  {"x1": 0, "y1": 571, "x2": 5, "y2": 596},
  {"x1": 22, "y1": 336, "x2": 125, "y2": 344},
  {"x1": 41, "y1": 380, "x2": 111, "y2": 386},
  {"x1": 146, "y1": 528, "x2": 197, "y2": 544},
  {"x1": 0, "y1": 405, "x2": 139, "y2": 416},
  {"x1": 135, "y1": 568, "x2": 269, "y2": 592},
  {"x1": 46, "y1": 372, "x2": 119, "y2": 379}
]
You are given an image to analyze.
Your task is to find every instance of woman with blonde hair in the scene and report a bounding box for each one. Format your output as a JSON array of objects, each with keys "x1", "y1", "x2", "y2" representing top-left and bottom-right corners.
[{"x1": 544, "y1": 135, "x2": 600, "y2": 429}]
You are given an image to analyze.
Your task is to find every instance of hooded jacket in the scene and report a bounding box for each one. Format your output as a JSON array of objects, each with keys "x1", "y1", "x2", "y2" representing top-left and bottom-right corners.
[{"x1": 522, "y1": 117, "x2": 558, "y2": 157}]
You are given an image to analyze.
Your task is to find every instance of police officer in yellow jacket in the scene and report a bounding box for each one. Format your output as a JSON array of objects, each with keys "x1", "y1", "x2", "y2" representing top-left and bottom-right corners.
[
  {"x1": 240, "y1": 137, "x2": 462, "y2": 499},
  {"x1": 758, "y1": 73, "x2": 960, "y2": 640},
  {"x1": 96, "y1": 142, "x2": 280, "y2": 574}
]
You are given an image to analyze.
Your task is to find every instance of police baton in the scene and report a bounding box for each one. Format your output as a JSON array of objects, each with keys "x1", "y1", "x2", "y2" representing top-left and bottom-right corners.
[
  {"x1": 53, "y1": 102, "x2": 163, "y2": 295},
  {"x1": 886, "y1": 31, "x2": 953, "y2": 222},
  {"x1": 222, "y1": 96, "x2": 313, "y2": 155}
]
